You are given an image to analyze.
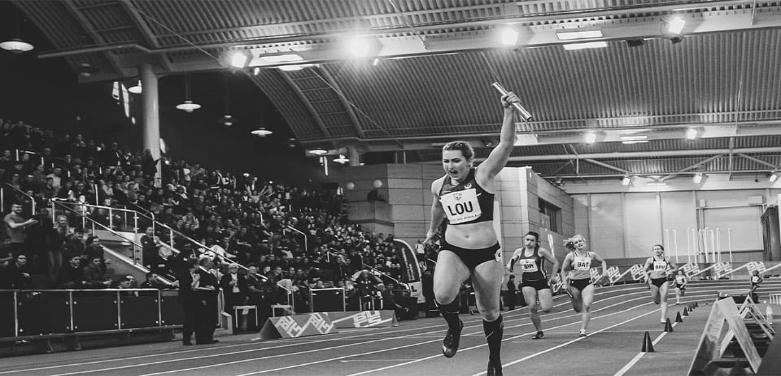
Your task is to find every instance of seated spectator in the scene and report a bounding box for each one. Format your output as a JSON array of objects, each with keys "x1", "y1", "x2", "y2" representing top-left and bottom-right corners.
[
  {"x1": 83, "y1": 256, "x2": 112, "y2": 288},
  {"x1": 140, "y1": 271, "x2": 175, "y2": 289},
  {"x1": 58, "y1": 255, "x2": 86, "y2": 288},
  {"x1": 0, "y1": 254, "x2": 32, "y2": 289}
]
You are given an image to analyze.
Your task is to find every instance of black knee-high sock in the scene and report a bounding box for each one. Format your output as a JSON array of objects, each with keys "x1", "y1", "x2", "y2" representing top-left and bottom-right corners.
[
  {"x1": 436, "y1": 300, "x2": 461, "y2": 330},
  {"x1": 483, "y1": 315, "x2": 503, "y2": 363}
]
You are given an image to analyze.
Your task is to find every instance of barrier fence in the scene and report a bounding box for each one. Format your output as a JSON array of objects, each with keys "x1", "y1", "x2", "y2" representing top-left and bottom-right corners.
[{"x1": 0, "y1": 289, "x2": 183, "y2": 340}]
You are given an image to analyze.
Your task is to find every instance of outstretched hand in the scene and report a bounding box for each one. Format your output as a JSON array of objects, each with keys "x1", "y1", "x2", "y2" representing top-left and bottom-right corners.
[{"x1": 501, "y1": 92, "x2": 520, "y2": 109}]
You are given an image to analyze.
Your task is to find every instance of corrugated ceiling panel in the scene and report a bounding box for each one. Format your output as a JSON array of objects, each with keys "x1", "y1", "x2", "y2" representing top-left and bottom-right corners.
[
  {"x1": 16, "y1": 1, "x2": 87, "y2": 48},
  {"x1": 249, "y1": 70, "x2": 325, "y2": 140}
]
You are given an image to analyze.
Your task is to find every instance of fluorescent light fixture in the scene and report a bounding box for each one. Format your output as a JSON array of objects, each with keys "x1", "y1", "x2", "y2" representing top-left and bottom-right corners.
[
  {"x1": 770, "y1": 173, "x2": 779, "y2": 183},
  {"x1": 622, "y1": 176, "x2": 631, "y2": 186},
  {"x1": 257, "y1": 54, "x2": 303, "y2": 64},
  {"x1": 584, "y1": 132, "x2": 597, "y2": 144},
  {"x1": 647, "y1": 181, "x2": 667, "y2": 186},
  {"x1": 563, "y1": 41, "x2": 608, "y2": 50},
  {"x1": 277, "y1": 64, "x2": 314, "y2": 71},
  {"x1": 251, "y1": 128, "x2": 273, "y2": 137},
  {"x1": 372, "y1": 58, "x2": 380, "y2": 66},
  {"x1": 686, "y1": 128, "x2": 698, "y2": 140},
  {"x1": 693, "y1": 173, "x2": 704, "y2": 184},
  {"x1": 0, "y1": 38, "x2": 34, "y2": 53},
  {"x1": 333, "y1": 154, "x2": 350, "y2": 164},
  {"x1": 621, "y1": 135, "x2": 649, "y2": 144},
  {"x1": 230, "y1": 51, "x2": 249, "y2": 68},
  {"x1": 253, "y1": 67, "x2": 260, "y2": 75},
  {"x1": 498, "y1": 26, "x2": 520, "y2": 46},
  {"x1": 309, "y1": 149, "x2": 328, "y2": 156},
  {"x1": 176, "y1": 100, "x2": 201, "y2": 112},
  {"x1": 128, "y1": 80, "x2": 142, "y2": 94},
  {"x1": 668, "y1": 16, "x2": 686, "y2": 35},
  {"x1": 556, "y1": 30, "x2": 603, "y2": 40}
]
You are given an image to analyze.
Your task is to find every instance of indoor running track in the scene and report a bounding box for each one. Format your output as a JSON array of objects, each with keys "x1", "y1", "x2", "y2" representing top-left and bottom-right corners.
[{"x1": 1, "y1": 280, "x2": 773, "y2": 376}]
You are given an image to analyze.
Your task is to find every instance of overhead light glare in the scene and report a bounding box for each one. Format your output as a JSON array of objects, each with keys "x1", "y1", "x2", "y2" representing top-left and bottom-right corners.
[
  {"x1": 128, "y1": 80, "x2": 142, "y2": 94},
  {"x1": 563, "y1": 41, "x2": 608, "y2": 50},
  {"x1": 584, "y1": 132, "x2": 597, "y2": 144},
  {"x1": 257, "y1": 54, "x2": 303, "y2": 64},
  {"x1": 176, "y1": 100, "x2": 201, "y2": 112},
  {"x1": 620, "y1": 135, "x2": 648, "y2": 144},
  {"x1": 309, "y1": 148, "x2": 328, "y2": 156},
  {"x1": 693, "y1": 172, "x2": 704, "y2": 184},
  {"x1": 251, "y1": 128, "x2": 273, "y2": 137},
  {"x1": 770, "y1": 173, "x2": 779, "y2": 183},
  {"x1": 0, "y1": 39, "x2": 34, "y2": 53},
  {"x1": 372, "y1": 58, "x2": 380, "y2": 66},
  {"x1": 277, "y1": 64, "x2": 314, "y2": 71},
  {"x1": 556, "y1": 30, "x2": 603, "y2": 40},
  {"x1": 498, "y1": 26, "x2": 520, "y2": 46},
  {"x1": 667, "y1": 16, "x2": 686, "y2": 35},
  {"x1": 346, "y1": 35, "x2": 375, "y2": 58},
  {"x1": 686, "y1": 128, "x2": 698, "y2": 140},
  {"x1": 333, "y1": 154, "x2": 350, "y2": 164},
  {"x1": 622, "y1": 176, "x2": 631, "y2": 186},
  {"x1": 230, "y1": 51, "x2": 249, "y2": 68}
]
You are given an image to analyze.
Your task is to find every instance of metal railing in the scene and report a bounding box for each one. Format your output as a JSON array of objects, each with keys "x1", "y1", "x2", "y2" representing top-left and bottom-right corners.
[{"x1": 285, "y1": 225, "x2": 308, "y2": 253}]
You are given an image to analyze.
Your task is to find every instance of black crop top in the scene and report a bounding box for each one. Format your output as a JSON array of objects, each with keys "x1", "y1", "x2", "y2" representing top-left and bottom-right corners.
[{"x1": 438, "y1": 168, "x2": 495, "y2": 225}]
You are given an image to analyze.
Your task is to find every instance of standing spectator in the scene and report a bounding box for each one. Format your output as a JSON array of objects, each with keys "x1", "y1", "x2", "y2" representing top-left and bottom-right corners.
[
  {"x1": 194, "y1": 256, "x2": 219, "y2": 344},
  {"x1": 177, "y1": 259, "x2": 198, "y2": 346},
  {"x1": 505, "y1": 275, "x2": 518, "y2": 310},
  {"x1": 140, "y1": 226, "x2": 162, "y2": 271},
  {"x1": 220, "y1": 263, "x2": 249, "y2": 319},
  {"x1": 4, "y1": 203, "x2": 39, "y2": 257}
]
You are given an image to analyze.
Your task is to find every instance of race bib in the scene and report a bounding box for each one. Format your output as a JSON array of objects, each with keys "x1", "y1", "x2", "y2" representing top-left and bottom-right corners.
[
  {"x1": 440, "y1": 188, "x2": 482, "y2": 224},
  {"x1": 574, "y1": 255, "x2": 591, "y2": 271},
  {"x1": 653, "y1": 261, "x2": 667, "y2": 272},
  {"x1": 519, "y1": 259, "x2": 538, "y2": 273}
]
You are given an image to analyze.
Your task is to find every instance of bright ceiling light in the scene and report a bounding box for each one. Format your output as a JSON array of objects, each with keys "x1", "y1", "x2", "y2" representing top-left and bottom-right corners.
[
  {"x1": 563, "y1": 41, "x2": 608, "y2": 50},
  {"x1": 667, "y1": 16, "x2": 686, "y2": 35},
  {"x1": 0, "y1": 38, "x2": 34, "y2": 53},
  {"x1": 277, "y1": 64, "x2": 314, "y2": 71},
  {"x1": 498, "y1": 26, "x2": 520, "y2": 46},
  {"x1": 257, "y1": 54, "x2": 303, "y2": 64},
  {"x1": 556, "y1": 30, "x2": 603, "y2": 40},
  {"x1": 686, "y1": 128, "x2": 698, "y2": 140},
  {"x1": 176, "y1": 100, "x2": 201, "y2": 112},
  {"x1": 693, "y1": 173, "x2": 704, "y2": 184},
  {"x1": 346, "y1": 35, "x2": 375, "y2": 58},
  {"x1": 622, "y1": 176, "x2": 631, "y2": 186},
  {"x1": 584, "y1": 132, "x2": 597, "y2": 144},
  {"x1": 230, "y1": 51, "x2": 249, "y2": 68},
  {"x1": 333, "y1": 154, "x2": 350, "y2": 164},
  {"x1": 251, "y1": 128, "x2": 273, "y2": 137},
  {"x1": 620, "y1": 135, "x2": 649, "y2": 144},
  {"x1": 128, "y1": 80, "x2": 142, "y2": 94},
  {"x1": 309, "y1": 148, "x2": 328, "y2": 156},
  {"x1": 770, "y1": 173, "x2": 779, "y2": 183},
  {"x1": 372, "y1": 58, "x2": 380, "y2": 66}
]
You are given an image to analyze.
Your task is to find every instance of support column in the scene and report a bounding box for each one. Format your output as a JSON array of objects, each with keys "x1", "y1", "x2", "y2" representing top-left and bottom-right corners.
[
  {"x1": 348, "y1": 145, "x2": 361, "y2": 167},
  {"x1": 141, "y1": 63, "x2": 161, "y2": 187}
]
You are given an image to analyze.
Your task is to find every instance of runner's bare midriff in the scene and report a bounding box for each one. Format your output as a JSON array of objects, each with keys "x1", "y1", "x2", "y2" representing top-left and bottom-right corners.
[{"x1": 445, "y1": 220, "x2": 497, "y2": 249}]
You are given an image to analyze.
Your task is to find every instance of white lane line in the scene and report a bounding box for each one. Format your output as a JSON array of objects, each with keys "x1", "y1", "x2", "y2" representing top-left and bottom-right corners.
[
  {"x1": 613, "y1": 321, "x2": 680, "y2": 376},
  {"x1": 55, "y1": 287, "x2": 651, "y2": 376},
  {"x1": 346, "y1": 293, "x2": 714, "y2": 376},
  {"x1": 145, "y1": 295, "x2": 654, "y2": 376},
  {"x1": 345, "y1": 302, "x2": 656, "y2": 376},
  {"x1": 13, "y1": 284, "x2": 711, "y2": 376}
]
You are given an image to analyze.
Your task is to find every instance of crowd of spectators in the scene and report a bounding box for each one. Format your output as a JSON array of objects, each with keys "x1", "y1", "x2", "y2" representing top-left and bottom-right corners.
[{"x1": 0, "y1": 118, "x2": 418, "y2": 320}]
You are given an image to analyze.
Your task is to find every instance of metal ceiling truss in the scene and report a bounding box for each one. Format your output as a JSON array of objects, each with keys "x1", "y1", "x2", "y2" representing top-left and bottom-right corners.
[
  {"x1": 61, "y1": 0, "x2": 124, "y2": 76},
  {"x1": 277, "y1": 69, "x2": 332, "y2": 139}
]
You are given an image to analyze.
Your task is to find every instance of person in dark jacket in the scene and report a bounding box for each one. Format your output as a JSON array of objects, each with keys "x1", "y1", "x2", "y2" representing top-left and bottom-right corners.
[
  {"x1": 177, "y1": 260, "x2": 197, "y2": 345},
  {"x1": 193, "y1": 256, "x2": 219, "y2": 344}
]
